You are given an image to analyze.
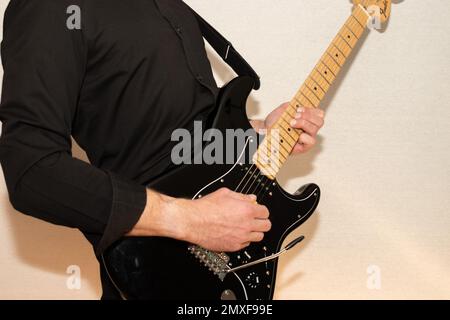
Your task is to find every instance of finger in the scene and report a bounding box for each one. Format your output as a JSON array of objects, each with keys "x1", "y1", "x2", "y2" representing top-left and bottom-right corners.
[
  {"x1": 290, "y1": 118, "x2": 320, "y2": 136},
  {"x1": 297, "y1": 106, "x2": 325, "y2": 118},
  {"x1": 252, "y1": 218, "x2": 272, "y2": 232},
  {"x1": 249, "y1": 232, "x2": 265, "y2": 242},
  {"x1": 252, "y1": 204, "x2": 270, "y2": 219},
  {"x1": 240, "y1": 242, "x2": 251, "y2": 249},
  {"x1": 295, "y1": 107, "x2": 324, "y2": 128},
  {"x1": 298, "y1": 133, "x2": 316, "y2": 146},
  {"x1": 228, "y1": 190, "x2": 257, "y2": 202},
  {"x1": 292, "y1": 142, "x2": 311, "y2": 154}
]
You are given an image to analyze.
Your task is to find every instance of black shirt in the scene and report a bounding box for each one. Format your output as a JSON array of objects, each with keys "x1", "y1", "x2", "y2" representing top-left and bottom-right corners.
[{"x1": 0, "y1": 0, "x2": 219, "y2": 298}]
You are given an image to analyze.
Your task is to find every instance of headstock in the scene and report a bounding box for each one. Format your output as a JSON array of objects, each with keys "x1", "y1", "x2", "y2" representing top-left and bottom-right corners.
[{"x1": 352, "y1": 0, "x2": 392, "y2": 23}]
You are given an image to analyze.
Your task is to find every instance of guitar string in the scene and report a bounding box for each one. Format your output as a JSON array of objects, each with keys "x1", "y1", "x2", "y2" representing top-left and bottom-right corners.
[
  {"x1": 255, "y1": 175, "x2": 273, "y2": 203},
  {"x1": 233, "y1": 163, "x2": 255, "y2": 193},
  {"x1": 238, "y1": 165, "x2": 273, "y2": 203},
  {"x1": 234, "y1": 162, "x2": 272, "y2": 202},
  {"x1": 236, "y1": 165, "x2": 260, "y2": 194},
  {"x1": 246, "y1": 147, "x2": 283, "y2": 196},
  {"x1": 253, "y1": 174, "x2": 271, "y2": 198},
  {"x1": 234, "y1": 144, "x2": 279, "y2": 197},
  {"x1": 242, "y1": 168, "x2": 265, "y2": 195},
  {"x1": 235, "y1": 161, "x2": 272, "y2": 197},
  {"x1": 233, "y1": 130, "x2": 289, "y2": 197},
  {"x1": 240, "y1": 164, "x2": 260, "y2": 193},
  {"x1": 240, "y1": 144, "x2": 275, "y2": 195}
]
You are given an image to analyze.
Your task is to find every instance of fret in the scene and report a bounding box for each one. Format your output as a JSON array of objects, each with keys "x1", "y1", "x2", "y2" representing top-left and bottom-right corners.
[
  {"x1": 306, "y1": 77, "x2": 325, "y2": 100},
  {"x1": 278, "y1": 126, "x2": 297, "y2": 147},
  {"x1": 285, "y1": 104, "x2": 297, "y2": 117},
  {"x1": 267, "y1": 127, "x2": 293, "y2": 152},
  {"x1": 295, "y1": 94, "x2": 314, "y2": 108},
  {"x1": 279, "y1": 116, "x2": 294, "y2": 132},
  {"x1": 278, "y1": 117, "x2": 298, "y2": 139},
  {"x1": 274, "y1": 123, "x2": 295, "y2": 151},
  {"x1": 351, "y1": 14, "x2": 364, "y2": 28},
  {"x1": 280, "y1": 113, "x2": 293, "y2": 127},
  {"x1": 334, "y1": 35, "x2": 352, "y2": 57},
  {"x1": 279, "y1": 116, "x2": 296, "y2": 133},
  {"x1": 256, "y1": 144, "x2": 284, "y2": 170},
  {"x1": 347, "y1": 15, "x2": 364, "y2": 37},
  {"x1": 311, "y1": 69, "x2": 330, "y2": 91},
  {"x1": 265, "y1": 136, "x2": 290, "y2": 159},
  {"x1": 353, "y1": 5, "x2": 370, "y2": 27},
  {"x1": 339, "y1": 24, "x2": 358, "y2": 48},
  {"x1": 281, "y1": 133, "x2": 298, "y2": 149},
  {"x1": 302, "y1": 85, "x2": 320, "y2": 107},
  {"x1": 299, "y1": 85, "x2": 320, "y2": 107},
  {"x1": 315, "y1": 63, "x2": 334, "y2": 85},
  {"x1": 351, "y1": 16, "x2": 366, "y2": 38},
  {"x1": 254, "y1": 158, "x2": 277, "y2": 179},
  {"x1": 254, "y1": 5, "x2": 369, "y2": 179},
  {"x1": 327, "y1": 45, "x2": 346, "y2": 67},
  {"x1": 289, "y1": 101, "x2": 300, "y2": 112},
  {"x1": 302, "y1": 82, "x2": 321, "y2": 102},
  {"x1": 308, "y1": 73, "x2": 326, "y2": 93},
  {"x1": 259, "y1": 146, "x2": 283, "y2": 169},
  {"x1": 277, "y1": 136, "x2": 294, "y2": 155},
  {"x1": 257, "y1": 141, "x2": 285, "y2": 167},
  {"x1": 351, "y1": 6, "x2": 367, "y2": 28},
  {"x1": 322, "y1": 53, "x2": 340, "y2": 75}
]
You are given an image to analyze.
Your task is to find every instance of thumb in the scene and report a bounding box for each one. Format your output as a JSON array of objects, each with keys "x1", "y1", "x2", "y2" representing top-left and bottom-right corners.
[{"x1": 228, "y1": 191, "x2": 257, "y2": 202}]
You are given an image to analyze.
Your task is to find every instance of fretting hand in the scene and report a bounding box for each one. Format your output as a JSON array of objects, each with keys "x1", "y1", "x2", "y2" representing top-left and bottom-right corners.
[{"x1": 252, "y1": 102, "x2": 325, "y2": 154}]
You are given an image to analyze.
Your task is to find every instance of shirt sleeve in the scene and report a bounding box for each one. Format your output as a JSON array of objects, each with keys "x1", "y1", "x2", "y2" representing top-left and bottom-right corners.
[{"x1": 0, "y1": 0, "x2": 147, "y2": 255}]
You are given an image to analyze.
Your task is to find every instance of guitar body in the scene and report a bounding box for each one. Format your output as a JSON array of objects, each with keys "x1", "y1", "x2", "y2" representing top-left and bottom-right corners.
[{"x1": 102, "y1": 76, "x2": 320, "y2": 300}]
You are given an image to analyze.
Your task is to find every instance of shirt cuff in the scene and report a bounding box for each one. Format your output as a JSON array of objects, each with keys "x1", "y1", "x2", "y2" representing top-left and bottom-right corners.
[{"x1": 95, "y1": 170, "x2": 147, "y2": 255}]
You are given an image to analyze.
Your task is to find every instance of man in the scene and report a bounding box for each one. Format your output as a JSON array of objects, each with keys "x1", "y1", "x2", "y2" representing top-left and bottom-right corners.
[{"x1": 0, "y1": 0, "x2": 324, "y2": 299}]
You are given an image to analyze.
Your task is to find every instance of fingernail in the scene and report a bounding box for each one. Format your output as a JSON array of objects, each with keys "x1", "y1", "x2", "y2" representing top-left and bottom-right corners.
[
  {"x1": 290, "y1": 119, "x2": 297, "y2": 126},
  {"x1": 248, "y1": 194, "x2": 257, "y2": 200},
  {"x1": 297, "y1": 107, "x2": 305, "y2": 113},
  {"x1": 295, "y1": 112, "x2": 302, "y2": 119}
]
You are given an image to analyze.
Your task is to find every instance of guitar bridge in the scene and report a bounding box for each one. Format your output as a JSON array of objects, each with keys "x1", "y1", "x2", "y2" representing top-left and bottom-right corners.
[{"x1": 188, "y1": 245, "x2": 229, "y2": 281}]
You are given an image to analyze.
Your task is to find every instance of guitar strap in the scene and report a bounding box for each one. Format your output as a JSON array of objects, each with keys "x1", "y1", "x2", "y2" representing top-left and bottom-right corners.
[{"x1": 187, "y1": 5, "x2": 261, "y2": 90}]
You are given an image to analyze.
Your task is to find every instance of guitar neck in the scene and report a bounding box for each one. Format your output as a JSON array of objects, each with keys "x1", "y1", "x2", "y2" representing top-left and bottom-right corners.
[{"x1": 254, "y1": 5, "x2": 371, "y2": 179}]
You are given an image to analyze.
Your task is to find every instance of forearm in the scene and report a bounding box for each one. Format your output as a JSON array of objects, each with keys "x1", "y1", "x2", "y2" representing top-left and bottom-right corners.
[{"x1": 127, "y1": 189, "x2": 190, "y2": 241}]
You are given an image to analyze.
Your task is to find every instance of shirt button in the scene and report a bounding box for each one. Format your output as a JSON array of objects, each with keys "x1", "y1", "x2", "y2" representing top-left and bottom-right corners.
[
  {"x1": 175, "y1": 26, "x2": 182, "y2": 35},
  {"x1": 196, "y1": 74, "x2": 204, "y2": 82}
]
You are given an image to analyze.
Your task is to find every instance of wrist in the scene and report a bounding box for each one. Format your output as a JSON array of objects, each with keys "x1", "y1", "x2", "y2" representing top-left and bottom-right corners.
[{"x1": 127, "y1": 189, "x2": 185, "y2": 240}]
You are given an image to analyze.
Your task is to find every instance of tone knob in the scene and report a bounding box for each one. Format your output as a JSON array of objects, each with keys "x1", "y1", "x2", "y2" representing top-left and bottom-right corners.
[{"x1": 245, "y1": 272, "x2": 261, "y2": 289}]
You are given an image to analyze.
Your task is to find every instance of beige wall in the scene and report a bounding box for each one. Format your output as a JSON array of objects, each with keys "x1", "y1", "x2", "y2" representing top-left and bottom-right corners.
[{"x1": 0, "y1": 0, "x2": 449, "y2": 299}]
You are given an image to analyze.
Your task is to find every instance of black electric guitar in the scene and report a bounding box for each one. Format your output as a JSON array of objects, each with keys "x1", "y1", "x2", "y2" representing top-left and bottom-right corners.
[{"x1": 102, "y1": 1, "x2": 392, "y2": 300}]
